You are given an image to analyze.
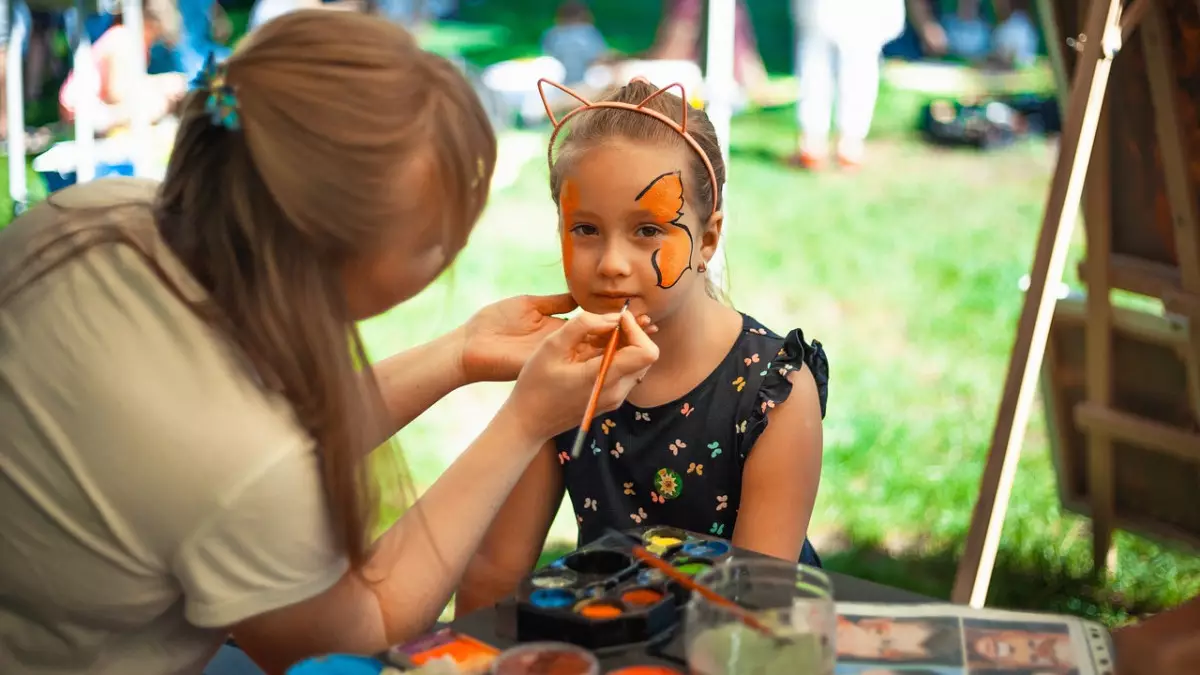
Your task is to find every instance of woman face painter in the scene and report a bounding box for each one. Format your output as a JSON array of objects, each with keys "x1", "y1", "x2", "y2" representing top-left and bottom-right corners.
[{"x1": 0, "y1": 11, "x2": 657, "y2": 674}]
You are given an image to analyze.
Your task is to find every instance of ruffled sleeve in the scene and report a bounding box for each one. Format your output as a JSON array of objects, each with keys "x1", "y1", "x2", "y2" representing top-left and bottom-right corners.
[{"x1": 740, "y1": 328, "x2": 829, "y2": 461}]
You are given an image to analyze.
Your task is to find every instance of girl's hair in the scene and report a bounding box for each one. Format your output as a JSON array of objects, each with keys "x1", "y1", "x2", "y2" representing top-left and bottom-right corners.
[
  {"x1": 547, "y1": 79, "x2": 727, "y2": 298},
  {"x1": 0, "y1": 11, "x2": 496, "y2": 571}
]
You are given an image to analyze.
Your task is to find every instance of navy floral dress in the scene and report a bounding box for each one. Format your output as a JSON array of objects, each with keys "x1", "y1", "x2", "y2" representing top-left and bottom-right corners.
[{"x1": 554, "y1": 314, "x2": 830, "y2": 565}]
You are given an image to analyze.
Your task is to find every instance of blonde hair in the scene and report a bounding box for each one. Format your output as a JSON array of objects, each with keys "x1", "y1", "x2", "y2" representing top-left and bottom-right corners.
[
  {"x1": 547, "y1": 79, "x2": 727, "y2": 299},
  {"x1": 2, "y1": 11, "x2": 496, "y2": 571}
]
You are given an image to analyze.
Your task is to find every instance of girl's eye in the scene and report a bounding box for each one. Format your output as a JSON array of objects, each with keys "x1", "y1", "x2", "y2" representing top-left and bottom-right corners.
[
  {"x1": 570, "y1": 223, "x2": 599, "y2": 236},
  {"x1": 636, "y1": 224, "x2": 663, "y2": 238}
]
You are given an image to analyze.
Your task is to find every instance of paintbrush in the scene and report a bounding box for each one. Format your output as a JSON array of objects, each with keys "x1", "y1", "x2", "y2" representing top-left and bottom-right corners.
[
  {"x1": 569, "y1": 299, "x2": 630, "y2": 459},
  {"x1": 628, "y1": 544, "x2": 784, "y2": 641}
]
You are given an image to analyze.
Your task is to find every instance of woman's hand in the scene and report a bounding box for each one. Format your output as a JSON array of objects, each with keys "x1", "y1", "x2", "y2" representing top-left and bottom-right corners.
[
  {"x1": 505, "y1": 311, "x2": 659, "y2": 442},
  {"x1": 456, "y1": 294, "x2": 578, "y2": 383},
  {"x1": 455, "y1": 294, "x2": 657, "y2": 384}
]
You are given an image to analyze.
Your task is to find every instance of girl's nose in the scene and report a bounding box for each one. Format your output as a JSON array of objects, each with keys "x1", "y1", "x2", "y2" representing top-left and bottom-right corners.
[{"x1": 596, "y1": 242, "x2": 633, "y2": 278}]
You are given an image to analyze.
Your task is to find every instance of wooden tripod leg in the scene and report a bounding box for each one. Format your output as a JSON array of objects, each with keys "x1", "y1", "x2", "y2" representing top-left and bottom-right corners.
[
  {"x1": 1083, "y1": 99, "x2": 1115, "y2": 579},
  {"x1": 951, "y1": 0, "x2": 1126, "y2": 608}
]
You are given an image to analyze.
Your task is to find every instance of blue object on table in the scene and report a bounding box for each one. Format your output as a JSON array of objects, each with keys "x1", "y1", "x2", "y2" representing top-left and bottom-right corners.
[{"x1": 286, "y1": 655, "x2": 390, "y2": 675}]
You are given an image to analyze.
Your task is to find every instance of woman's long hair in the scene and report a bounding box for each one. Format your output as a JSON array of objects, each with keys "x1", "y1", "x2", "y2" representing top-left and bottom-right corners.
[{"x1": 4, "y1": 10, "x2": 497, "y2": 570}]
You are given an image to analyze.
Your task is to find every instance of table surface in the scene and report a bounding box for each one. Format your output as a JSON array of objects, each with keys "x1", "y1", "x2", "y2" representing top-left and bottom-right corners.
[{"x1": 449, "y1": 569, "x2": 935, "y2": 671}]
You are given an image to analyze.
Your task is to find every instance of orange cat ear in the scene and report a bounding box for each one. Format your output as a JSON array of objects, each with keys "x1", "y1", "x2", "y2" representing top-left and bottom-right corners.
[
  {"x1": 636, "y1": 82, "x2": 690, "y2": 134},
  {"x1": 538, "y1": 79, "x2": 595, "y2": 128}
]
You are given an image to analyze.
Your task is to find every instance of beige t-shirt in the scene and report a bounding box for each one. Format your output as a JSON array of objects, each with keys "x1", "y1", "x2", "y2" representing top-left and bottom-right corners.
[{"x1": 0, "y1": 178, "x2": 348, "y2": 674}]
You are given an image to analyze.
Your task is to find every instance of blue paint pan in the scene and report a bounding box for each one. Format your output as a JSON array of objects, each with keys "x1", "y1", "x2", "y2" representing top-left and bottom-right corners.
[
  {"x1": 529, "y1": 587, "x2": 576, "y2": 609},
  {"x1": 680, "y1": 540, "x2": 731, "y2": 558}
]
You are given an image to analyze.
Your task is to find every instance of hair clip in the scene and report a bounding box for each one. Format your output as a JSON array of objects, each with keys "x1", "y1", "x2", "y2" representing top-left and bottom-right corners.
[
  {"x1": 194, "y1": 52, "x2": 241, "y2": 131},
  {"x1": 537, "y1": 78, "x2": 719, "y2": 214}
]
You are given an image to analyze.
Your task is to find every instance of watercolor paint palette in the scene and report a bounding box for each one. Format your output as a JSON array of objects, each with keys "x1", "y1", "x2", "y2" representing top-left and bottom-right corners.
[{"x1": 503, "y1": 526, "x2": 734, "y2": 650}]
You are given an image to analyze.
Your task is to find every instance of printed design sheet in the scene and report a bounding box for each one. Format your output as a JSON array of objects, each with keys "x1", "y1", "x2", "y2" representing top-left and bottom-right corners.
[{"x1": 834, "y1": 603, "x2": 1115, "y2": 675}]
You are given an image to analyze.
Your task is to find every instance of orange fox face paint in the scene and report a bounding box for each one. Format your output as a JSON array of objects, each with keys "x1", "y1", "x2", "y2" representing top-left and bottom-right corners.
[
  {"x1": 635, "y1": 171, "x2": 693, "y2": 289},
  {"x1": 559, "y1": 179, "x2": 580, "y2": 275}
]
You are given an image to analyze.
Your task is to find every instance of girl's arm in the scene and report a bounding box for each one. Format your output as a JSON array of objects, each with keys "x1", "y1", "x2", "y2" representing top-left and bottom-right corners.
[
  {"x1": 730, "y1": 365, "x2": 823, "y2": 562},
  {"x1": 456, "y1": 440, "x2": 566, "y2": 615}
]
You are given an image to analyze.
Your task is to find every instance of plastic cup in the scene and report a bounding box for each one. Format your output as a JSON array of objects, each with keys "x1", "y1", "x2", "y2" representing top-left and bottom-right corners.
[{"x1": 684, "y1": 559, "x2": 835, "y2": 675}]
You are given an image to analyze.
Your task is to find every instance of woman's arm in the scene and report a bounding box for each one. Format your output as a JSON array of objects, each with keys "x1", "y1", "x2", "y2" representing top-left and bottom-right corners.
[
  {"x1": 730, "y1": 366, "x2": 823, "y2": 562},
  {"x1": 456, "y1": 440, "x2": 566, "y2": 615},
  {"x1": 231, "y1": 402, "x2": 548, "y2": 673},
  {"x1": 369, "y1": 294, "x2": 581, "y2": 448},
  {"x1": 228, "y1": 310, "x2": 657, "y2": 674},
  {"x1": 368, "y1": 330, "x2": 470, "y2": 448}
]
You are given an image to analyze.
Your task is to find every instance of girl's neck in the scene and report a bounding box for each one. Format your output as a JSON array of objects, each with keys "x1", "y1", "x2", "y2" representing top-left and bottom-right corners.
[{"x1": 628, "y1": 292, "x2": 741, "y2": 407}]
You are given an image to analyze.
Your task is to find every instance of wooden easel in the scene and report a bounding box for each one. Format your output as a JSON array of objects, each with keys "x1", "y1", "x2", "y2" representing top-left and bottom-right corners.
[{"x1": 952, "y1": 0, "x2": 1200, "y2": 608}]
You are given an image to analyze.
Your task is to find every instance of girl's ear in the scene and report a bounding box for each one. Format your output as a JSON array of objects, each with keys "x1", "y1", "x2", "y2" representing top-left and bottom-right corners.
[{"x1": 699, "y1": 210, "x2": 724, "y2": 263}]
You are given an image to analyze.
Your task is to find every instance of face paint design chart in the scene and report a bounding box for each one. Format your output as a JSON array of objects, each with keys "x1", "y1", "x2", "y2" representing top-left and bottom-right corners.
[{"x1": 831, "y1": 602, "x2": 1115, "y2": 675}]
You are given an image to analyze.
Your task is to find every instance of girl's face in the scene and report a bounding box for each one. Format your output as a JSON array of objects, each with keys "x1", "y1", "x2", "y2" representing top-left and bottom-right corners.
[{"x1": 558, "y1": 140, "x2": 719, "y2": 322}]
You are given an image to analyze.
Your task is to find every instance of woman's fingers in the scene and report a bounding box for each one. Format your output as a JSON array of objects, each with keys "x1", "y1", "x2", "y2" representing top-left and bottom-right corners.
[
  {"x1": 593, "y1": 313, "x2": 659, "y2": 412},
  {"x1": 636, "y1": 314, "x2": 659, "y2": 335}
]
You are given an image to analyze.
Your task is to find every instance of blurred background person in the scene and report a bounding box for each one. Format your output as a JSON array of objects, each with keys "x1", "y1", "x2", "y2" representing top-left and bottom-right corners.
[{"x1": 789, "y1": 0, "x2": 906, "y2": 170}]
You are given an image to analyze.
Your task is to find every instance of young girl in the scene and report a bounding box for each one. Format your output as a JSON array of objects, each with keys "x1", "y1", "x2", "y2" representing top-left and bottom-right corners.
[{"x1": 458, "y1": 78, "x2": 829, "y2": 613}]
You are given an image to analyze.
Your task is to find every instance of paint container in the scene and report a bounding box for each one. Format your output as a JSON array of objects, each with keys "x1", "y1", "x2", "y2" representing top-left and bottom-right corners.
[
  {"x1": 561, "y1": 549, "x2": 635, "y2": 577},
  {"x1": 618, "y1": 586, "x2": 665, "y2": 609},
  {"x1": 573, "y1": 598, "x2": 626, "y2": 620},
  {"x1": 606, "y1": 667, "x2": 684, "y2": 675},
  {"x1": 640, "y1": 526, "x2": 689, "y2": 555},
  {"x1": 529, "y1": 588, "x2": 577, "y2": 610},
  {"x1": 680, "y1": 540, "x2": 731, "y2": 559},
  {"x1": 669, "y1": 557, "x2": 713, "y2": 578},
  {"x1": 386, "y1": 628, "x2": 500, "y2": 674},
  {"x1": 490, "y1": 642, "x2": 600, "y2": 675},
  {"x1": 530, "y1": 567, "x2": 579, "y2": 589}
]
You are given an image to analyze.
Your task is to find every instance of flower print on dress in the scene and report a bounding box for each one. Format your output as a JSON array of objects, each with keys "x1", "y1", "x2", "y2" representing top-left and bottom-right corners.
[{"x1": 653, "y1": 468, "x2": 683, "y2": 500}]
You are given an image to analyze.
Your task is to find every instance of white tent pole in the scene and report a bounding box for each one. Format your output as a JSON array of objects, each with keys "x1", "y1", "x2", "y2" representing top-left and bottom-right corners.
[
  {"x1": 703, "y1": 0, "x2": 735, "y2": 292},
  {"x1": 6, "y1": 0, "x2": 28, "y2": 212},
  {"x1": 72, "y1": 0, "x2": 96, "y2": 183},
  {"x1": 122, "y1": 0, "x2": 151, "y2": 176}
]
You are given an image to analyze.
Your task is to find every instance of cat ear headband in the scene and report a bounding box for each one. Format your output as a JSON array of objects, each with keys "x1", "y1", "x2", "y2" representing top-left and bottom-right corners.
[{"x1": 537, "y1": 78, "x2": 720, "y2": 214}]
